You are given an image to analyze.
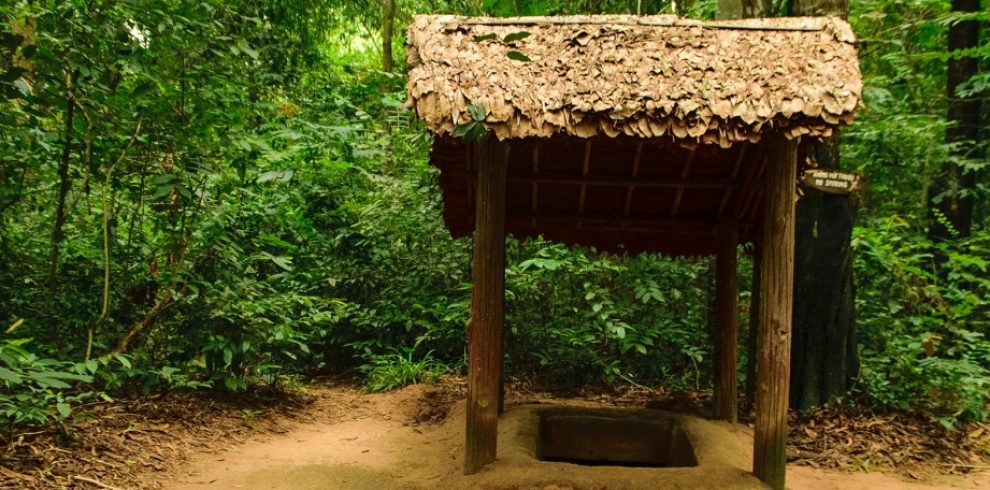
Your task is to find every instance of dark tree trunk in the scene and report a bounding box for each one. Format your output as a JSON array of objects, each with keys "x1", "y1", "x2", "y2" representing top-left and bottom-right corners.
[
  {"x1": 787, "y1": 0, "x2": 859, "y2": 412},
  {"x1": 928, "y1": 0, "x2": 981, "y2": 241},
  {"x1": 790, "y1": 138, "x2": 860, "y2": 409},
  {"x1": 49, "y1": 74, "x2": 75, "y2": 297}
]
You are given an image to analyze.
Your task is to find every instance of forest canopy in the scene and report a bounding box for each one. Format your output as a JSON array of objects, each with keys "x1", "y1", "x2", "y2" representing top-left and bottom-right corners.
[{"x1": 1, "y1": 0, "x2": 988, "y2": 436}]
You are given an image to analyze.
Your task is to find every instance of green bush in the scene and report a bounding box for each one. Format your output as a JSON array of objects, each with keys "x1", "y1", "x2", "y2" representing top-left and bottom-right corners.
[
  {"x1": 360, "y1": 348, "x2": 447, "y2": 393},
  {"x1": 854, "y1": 222, "x2": 990, "y2": 426},
  {"x1": 0, "y1": 339, "x2": 97, "y2": 430}
]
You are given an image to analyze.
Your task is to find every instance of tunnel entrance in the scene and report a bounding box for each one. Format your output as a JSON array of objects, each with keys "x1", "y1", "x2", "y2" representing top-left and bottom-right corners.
[{"x1": 536, "y1": 409, "x2": 698, "y2": 468}]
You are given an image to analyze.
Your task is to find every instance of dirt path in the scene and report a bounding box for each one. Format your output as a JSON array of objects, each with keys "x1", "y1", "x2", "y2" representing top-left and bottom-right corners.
[
  {"x1": 164, "y1": 383, "x2": 461, "y2": 489},
  {"x1": 157, "y1": 383, "x2": 990, "y2": 490}
]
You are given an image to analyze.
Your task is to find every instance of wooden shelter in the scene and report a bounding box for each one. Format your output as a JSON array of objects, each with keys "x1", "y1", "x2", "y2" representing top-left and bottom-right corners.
[{"x1": 406, "y1": 14, "x2": 861, "y2": 489}]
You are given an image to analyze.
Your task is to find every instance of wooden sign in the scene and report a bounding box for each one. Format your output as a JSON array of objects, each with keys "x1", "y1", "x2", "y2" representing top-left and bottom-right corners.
[{"x1": 800, "y1": 169, "x2": 862, "y2": 194}]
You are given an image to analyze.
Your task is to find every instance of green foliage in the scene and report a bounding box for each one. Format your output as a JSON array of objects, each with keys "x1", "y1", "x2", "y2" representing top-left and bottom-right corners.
[
  {"x1": 0, "y1": 0, "x2": 987, "y2": 432},
  {"x1": 453, "y1": 104, "x2": 489, "y2": 142},
  {"x1": 854, "y1": 222, "x2": 990, "y2": 426},
  {"x1": 0, "y1": 339, "x2": 97, "y2": 430},
  {"x1": 504, "y1": 241, "x2": 713, "y2": 388},
  {"x1": 842, "y1": 0, "x2": 990, "y2": 426},
  {"x1": 361, "y1": 348, "x2": 447, "y2": 392}
]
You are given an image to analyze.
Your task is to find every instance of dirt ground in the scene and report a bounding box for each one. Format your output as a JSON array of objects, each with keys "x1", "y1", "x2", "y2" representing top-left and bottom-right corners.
[
  {"x1": 3, "y1": 379, "x2": 987, "y2": 489},
  {"x1": 156, "y1": 382, "x2": 990, "y2": 490}
]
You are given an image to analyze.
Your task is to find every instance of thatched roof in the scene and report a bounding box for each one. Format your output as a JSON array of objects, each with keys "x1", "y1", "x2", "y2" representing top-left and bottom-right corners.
[{"x1": 406, "y1": 15, "x2": 861, "y2": 147}]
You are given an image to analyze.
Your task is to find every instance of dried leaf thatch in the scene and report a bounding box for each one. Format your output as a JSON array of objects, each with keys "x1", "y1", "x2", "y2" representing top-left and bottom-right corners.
[{"x1": 407, "y1": 15, "x2": 862, "y2": 147}]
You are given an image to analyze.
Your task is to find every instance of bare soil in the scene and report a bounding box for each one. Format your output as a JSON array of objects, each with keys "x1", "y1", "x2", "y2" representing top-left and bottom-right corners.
[
  {"x1": 0, "y1": 386, "x2": 316, "y2": 489},
  {"x1": 2, "y1": 379, "x2": 988, "y2": 489},
  {"x1": 163, "y1": 380, "x2": 989, "y2": 490}
]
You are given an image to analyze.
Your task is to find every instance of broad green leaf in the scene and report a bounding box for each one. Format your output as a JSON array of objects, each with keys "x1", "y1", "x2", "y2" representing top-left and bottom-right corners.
[
  {"x1": 257, "y1": 170, "x2": 294, "y2": 183},
  {"x1": 26, "y1": 373, "x2": 71, "y2": 389},
  {"x1": 0, "y1": 366, "x2": 21, "y2": 384},
  {"x1": 502, "y1": 31, "x2": 530, "y2": 43},
  {"x1": 467, "y1": 104, "x2": 486, "y2": 122},
  {"x1": 1, "y1": 67, "x2": 26, "y2": 82},
  {"x1": 506, "y1": 51, "x2": 530, "y2": 62},
  {"x1": 114, "y1": 354, "x2": 132, "y2": 369},
  {"x1": 472, "y1": 33, "x2": 498, "y2": 42}
]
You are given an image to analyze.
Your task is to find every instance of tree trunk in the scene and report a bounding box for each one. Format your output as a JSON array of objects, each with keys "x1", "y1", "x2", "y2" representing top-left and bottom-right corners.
[
  {"x1": 382, "y1": 0, "x2": 395, "y2": 72},
  {"x1": 786, "y1": 0, "x2": 847, "y2": 15},
  {"x1": 49, "y1": 73, "x2": 75, "y2": 298},
  {"x1": 790, "y1": 137, "x2": 860, "y2": 409},
  {"x1": 928, "y1": 0, "x2": 981, "y2": 241},
  {"x1": 716, "y1": 0, "x2": 773, "y2": 18},
  {"x1": 787, "y1": 0, "x2": 859, "y2": 413}
]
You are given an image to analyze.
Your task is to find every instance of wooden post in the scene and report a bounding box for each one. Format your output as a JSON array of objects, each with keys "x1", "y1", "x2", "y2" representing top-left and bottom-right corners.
[
  {"x1": 713, "y1": 218, "x2": 739, "y2": 422},
  {"x1": 745, "y1": 244, "x2": 762, "y2": 405},
  {"x1": 465, "y1": 135, "x2": 508, "y2": 475},
  {"x1": 753, "y1": 133, "x2": 798, "y2": 490},
  {"x1": 498, "y1": 263, "x2": 506, "y2": 416}
]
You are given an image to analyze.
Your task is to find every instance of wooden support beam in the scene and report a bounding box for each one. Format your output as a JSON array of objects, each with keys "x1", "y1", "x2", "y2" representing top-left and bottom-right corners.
[
  {"x1": 506, "y1": 217, "x2": 718, "y2": 236},
  {"x1": 530, "y1": 144, "x2": 540, "y2": 228},
  {"x1": 745, "y1": 243, "x2": 762, "y2": 405},
  {"x1": 466, "y1": 145, "x2": 475, "y2": 213},
  {"x1": 717, "y1": 144, "x2": 750, "y2": 216},
  {"x1": 509, "y1": 212, "x2": 718, "y2": 229},
  {"x1": 753, "y1": 132, "x2": 798, "y2": 490},
  {"x1": 748, "y1": 187, "x2": 766, "y2": 222},
  {"x1": 623, "y1": 142, "x2": 645, "y2": 217},
  {"x1": 465, "y1": 135, "x2": 508, "y2": 475},
  {"x1": 737, "y1": 150, "x2": 770, "y2": 221},
  {"x1": 577, "y1": 140, "x2": 592, "y2": 214},
  {"x1": 670, "y1": 147, "x2": 698, "y2": 217},
  {"x1": 713, "y1": 217, "x2": 739, "y2": 422},
  {"x1": 506, "y1": 174, "x2": 736, "y2": 188},
  {"x1": 450, "y1": 16, "x2": 837, "y2": 31},
  {"x1": 498, "y1": 283, "x2": 506, "y2": 416}
]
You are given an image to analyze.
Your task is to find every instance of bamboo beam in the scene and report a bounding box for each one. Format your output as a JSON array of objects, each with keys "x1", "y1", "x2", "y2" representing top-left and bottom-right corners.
[
  {"x1": 530, "y1": 144, "x2": 540, "y2": 228},
  {"x1": 623, "y1": 142, "x2": 645, "y2": 217},
  {"x1": 506, "y1": 219, "x2": 718, "y2": 236},
  {"x1": 466, "y1": 144, "x2": 475, "y2": 214},
  {"x1": 748, "y1": 187, "x2": 766, "y2": 222},
  {"x1": 753, "y1": 132, "x2": 798, "y2": 490},
  {"x1": 505, "y1": 174, "x2": 736, "y2": 188},
  {"x1": 465, "y1": 135, "x2": 508, "y2": 475},
  {"x1": 448, "y1": 16, "x2": 836, "y2": 32},
  {"x1": 713, "y1": 217, "x2": 739, "y2": 422},
  {"x1": 717, "y1": 144, "x2": 750, "y2": 216},
  {"x1": 509, "y1": 212, "x2": 718, "y2": 229},
  {"x1": 670, "y1": 147, "x2": 698, "y2": 217},
  {"x1": 577, "y1": 140, "x2": 592, "y2": 214},
  {"x1": 736, "y1": 149, "x2": 770, "y2": 221}
]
